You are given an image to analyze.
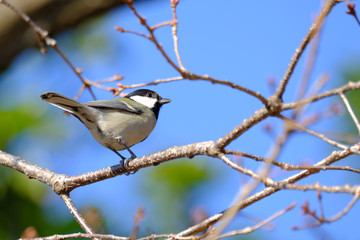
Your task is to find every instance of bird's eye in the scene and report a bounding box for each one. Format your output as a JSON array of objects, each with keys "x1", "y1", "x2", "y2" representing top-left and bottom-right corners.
[{"x1": 146, "y1": 93, "x2": 152, "y2": 97}]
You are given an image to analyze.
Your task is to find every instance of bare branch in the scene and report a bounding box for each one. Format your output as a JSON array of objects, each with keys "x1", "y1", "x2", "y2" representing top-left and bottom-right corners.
[
  {"x1": 294, "y1": 21, "x2": 323, "y2": 105},
  {"x1": 0, "y1": 142, "x2": 220, "y2": 194},
  {"x1": 115, "y1": 26, "x2": 150, "y2": 39},
  {"x1": 339, "y1": 93, "x2": 360, "y2": 135},
  {"x1": 176, "y1": 144, "x2": 359, "y2": 237},
  {"x1": 324, "y1": 192, "x2": 360, "y2": 222},
  {"x1": 20, "y1": 232, "x2": 128, "y2": 240},
  {"x1": 277, "y1": 115, "x2": 351, "y2": 150},
  {"x1": 123, "y1": 0, "x2": 183, "y2": 74},
  {"x1": 21, "y1": 232, "x2": 204, "y2": 240},
  {"x1": 115, "y1": 1, "x2": 269, "y2": 105},
  {"x1": 269, "y1": 182, "x2": 360, "y2": 194},
  {"x1": 217, "y1": 153, "x2": 274, "y2": 185},
  {"x1": 346, "y1": 1, "x2": 360, "y2": 26},
  {"x1": 0, "y1": 150, "x2": 65, "y2": 189},
  {"x1": 170, "y1": 0, "x2": 186, "y2": 71},
  {"x1": 0, "y1": 0, "x2": 97, "y2": 99},
  {"x1": 60, "y1": 194, "x2": 97, "y2": 238},
  {"x1": 274, "y1": 0, "x2": 340, "y2": 99},
  {"x1": 115, "y1": 76, "x2": 184, "y2": 95},
  {"x1": 115, "y1": 74, "x2": 269, "y2": 105},
  {"x1": 219, "y1": 203, "x2": 296, "y2": 237},
  {"x1": 293, "y1": 190, "x2": 360, "y2": 230},
  {"x1": 226, "y1": 150, "x2": 360, "y2": 174},
  {"x1": 294, "y1": 73, "x2": 330, "y2": 118},
  {"x1": 2, "y1": 0, "x2": 359, "y2": 239},
  {"x1": 282, "y1": 80, "x2": 360, "y2": 110},
  {"x1": 216, "y1": 108, "x2": 270, "y2": 148}
]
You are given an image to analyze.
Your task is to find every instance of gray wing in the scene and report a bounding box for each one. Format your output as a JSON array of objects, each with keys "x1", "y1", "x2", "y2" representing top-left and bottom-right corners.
[{"x1": 85, "y1": 100, "x2": 141, "y2": 114}]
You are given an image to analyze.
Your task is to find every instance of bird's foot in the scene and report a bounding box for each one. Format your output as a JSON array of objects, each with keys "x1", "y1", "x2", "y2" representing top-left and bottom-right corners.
[{"x1": 122, "y1": 157, "x2": 138, "y2": 175}]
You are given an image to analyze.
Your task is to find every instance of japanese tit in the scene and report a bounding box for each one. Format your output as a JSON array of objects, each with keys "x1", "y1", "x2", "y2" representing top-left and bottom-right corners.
[{"x1": 41, "y1": 89, "x2": 171, "y2": 161}]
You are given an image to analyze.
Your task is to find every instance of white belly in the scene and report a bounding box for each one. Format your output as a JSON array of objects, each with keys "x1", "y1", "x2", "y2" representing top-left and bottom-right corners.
[{"x1": 87, "y1": 110, "x2": 157, "y2": 151}]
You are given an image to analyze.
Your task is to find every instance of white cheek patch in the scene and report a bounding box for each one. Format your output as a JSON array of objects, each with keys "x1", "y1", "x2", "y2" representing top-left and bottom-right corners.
[{"x1": 130, "y1": 96, "x2": 158, "y2": 109}]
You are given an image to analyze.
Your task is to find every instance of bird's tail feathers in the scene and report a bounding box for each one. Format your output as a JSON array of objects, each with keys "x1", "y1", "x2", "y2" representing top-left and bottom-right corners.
[{"x1": 41, "y1": 92, "x2": 97, "y2": 122}]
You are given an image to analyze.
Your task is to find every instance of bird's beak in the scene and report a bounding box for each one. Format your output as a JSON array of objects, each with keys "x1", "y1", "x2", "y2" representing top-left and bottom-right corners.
[{"x1": 159, "y1": 98, "x2": 171, "y2": 105}]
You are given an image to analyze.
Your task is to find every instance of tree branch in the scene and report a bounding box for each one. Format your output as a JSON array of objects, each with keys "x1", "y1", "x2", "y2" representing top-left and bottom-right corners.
[
  {"x1": 60, "y1": 194, "x2": 97, "y2": 238},
  {"x1": 176, "y1": 143, "x2": 360, "y2": 237},
  {"x1": 274, "y1": 0, "x2": 340, "y2": 99}
]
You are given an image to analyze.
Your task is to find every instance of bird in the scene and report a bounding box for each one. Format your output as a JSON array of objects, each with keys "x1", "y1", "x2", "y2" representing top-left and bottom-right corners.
[{"x1": 40, "y1": 89, "x2": 171, "y2": 165}]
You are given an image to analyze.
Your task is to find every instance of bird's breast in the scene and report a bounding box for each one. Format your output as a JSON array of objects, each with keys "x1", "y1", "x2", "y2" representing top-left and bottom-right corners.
[{"x1": 93, "y1": 110, "x2": 157, "y2": 151}]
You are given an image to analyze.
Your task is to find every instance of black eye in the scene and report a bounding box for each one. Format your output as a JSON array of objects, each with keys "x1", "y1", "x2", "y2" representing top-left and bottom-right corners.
[{"x1": 146, "y1": 92, "x2": 152, "y2": 97}]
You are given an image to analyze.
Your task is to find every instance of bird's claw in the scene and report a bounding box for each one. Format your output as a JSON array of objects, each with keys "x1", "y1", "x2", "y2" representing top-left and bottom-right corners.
[{"x1": 122, "y1": 158, "x2": 138, "y2": 175}]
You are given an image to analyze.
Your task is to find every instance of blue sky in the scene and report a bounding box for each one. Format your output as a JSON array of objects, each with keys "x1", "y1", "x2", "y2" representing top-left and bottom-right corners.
[{"x1": 1, "y1": 0, "x2": 360, "y2": 239}]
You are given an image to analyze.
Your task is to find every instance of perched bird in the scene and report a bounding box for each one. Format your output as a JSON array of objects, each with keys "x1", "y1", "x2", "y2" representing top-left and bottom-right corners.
[{"x1": 41, "y1": 89, "x2": 171, "y2": 163}]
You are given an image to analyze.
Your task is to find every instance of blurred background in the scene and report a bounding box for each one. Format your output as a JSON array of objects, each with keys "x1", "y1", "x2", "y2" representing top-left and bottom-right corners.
[{"x1": 1, "y1": 0, "x2": 360, "y2": 239}]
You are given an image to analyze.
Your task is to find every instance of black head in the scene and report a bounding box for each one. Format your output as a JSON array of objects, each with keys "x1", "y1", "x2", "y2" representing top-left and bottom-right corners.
[{"x1": 126, "y1": 89, "x2": 171, "y2": 118}]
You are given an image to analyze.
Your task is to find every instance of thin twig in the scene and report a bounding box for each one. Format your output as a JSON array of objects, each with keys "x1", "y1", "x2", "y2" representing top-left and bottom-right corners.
[
  {"x1": 346, "y1": 1, "x2": 360, "y2": 26},
  {"x1": 277, "y1": 115, "x2": 353, "y2": 151},
  {"x1": 0, "y1": 0, "x2": 97, "y2": 99},
  {"x1": 116, "y1": 1, "x2": 269, "y2": 105},
  {"x1": 294, "y1": 73, "x2": 330, "y2": 117},
  {"x1": 115, "y1": 26, "x2": 150, "y2": 39},
  {"x1": 116, "y1": 74, "x2": 269, "y2": 104},
  {"x1": 324, "y1": 191, "x2": 360, "y2": 222},
  {"x1": 284, "y1": 165, "x2": 360, "y2": 174},
  {"x1": 282, "y1": 80, "x2": 360, "y2": 111},
  {"x1": 176, "y1": 143, "x2": 360, "y2": 238},
  {"x1": 317, "y1": 191, "x2": 325, "y2": 220},
  {"x1": 60, "y1": 194, "x2": 98, "y2": 239},
  {"x1": 20, "y1": 233, "x2": 128, "y2": 240},
  {"x1": 20, "y1": 232, "x2": 203, "y2": 240},
  {"x1": 123, "y1": 1, "x2": 183, "y2": 74},
  {"x1": 294, "y1": 19, "x2": 323, "y2": 104},
  {"x1": 129, "y1": 207, "x2": 144, "y2": 240},
  {"x1": 216, "y1": 107, "x2": 270, "y2": 148},
  {"x1": 225, "y1": 149, "x2": 360, "y2": 174},
  {"x1": 209, "y1": 134, "x2": 283, "y2": 239},
  {"x1": 274, "y1": 0, "x2": 340, "y2": 99},
  {"x1": 293, "y1": 189, "x2": 360, "y2": 230},
  {"x1": 115, "y1": 76, "x2": 184, "y2": 95},
  {"x1": 170, "y1": 0, "x2": 186, "y2": 71},
  {"x1": 219, "y1": 203, "x2": 296, "y2": 238},
  {"x1": 269, "y1": 182, "x2": 359, "y2": 194},
  {"x1": 293, "y1": 19, "x2": 325, "y2": 118},
  {"x1": 217, "y1": 153, "x2": 274, "y2": 186},
  {"x1": 339, "y1": 93, "x2": 360, "y2": 135},
  {"x1": 52, "y1": 45, "x2": 96, "y2": 100}
]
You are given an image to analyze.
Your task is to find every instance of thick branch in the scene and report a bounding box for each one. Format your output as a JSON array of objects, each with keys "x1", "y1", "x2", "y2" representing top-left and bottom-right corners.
[
  {"x1": 0, "y1": 141, "x2": 220, "y2": 194},
  {"x1": 216, "y1": 107, "x2": 269, "y2": 148}
]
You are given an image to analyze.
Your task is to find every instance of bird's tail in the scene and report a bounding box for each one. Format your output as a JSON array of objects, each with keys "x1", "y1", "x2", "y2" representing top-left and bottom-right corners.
[{"x1": 41, "y1": 92, "x2": 97, "y2": 122}]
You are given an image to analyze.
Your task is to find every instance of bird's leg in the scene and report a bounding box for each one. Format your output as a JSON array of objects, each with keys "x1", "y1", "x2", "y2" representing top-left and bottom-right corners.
[
  {"x1": 116, "y1": 136, "x2": 137, "y2": 159},
  {"x1": 111, "y1": 149, "x2": 126, "y2": 160},
  {"x1": 110, "y1": 148, "x2": 132, "y2": 175},
  {"x1": 115, "y1": 136, "x2": 138, "y2": 174}
]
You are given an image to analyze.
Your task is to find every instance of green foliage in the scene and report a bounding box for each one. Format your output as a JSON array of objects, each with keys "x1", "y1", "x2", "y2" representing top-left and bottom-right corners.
[
  {"x1": 340, "y1": 65, "x2": 360, "y2": 172},
  {"x1": 343, "y1": 69, "x2": 360, "y2": 119},
  {"x1": 139, "y1": 158, "x2": 215, "y2": 232},
  {"x1": 0, "y1": 103, "x2": 85, "y2": 239},
  {"x1": 340, "y1": 65, "x2": 360, "y2": 141},
  {"x1": 0, "y1": 105, "x2": 40, "y2": 150},
  {"x1": 0, "y1": 168, "x2": 84, "y2": 239}
]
